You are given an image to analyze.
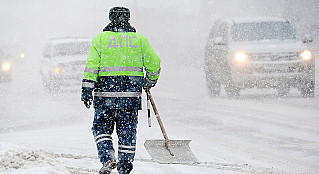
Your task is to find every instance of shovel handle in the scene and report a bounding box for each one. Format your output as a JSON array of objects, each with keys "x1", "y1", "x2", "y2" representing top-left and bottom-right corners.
[
  {"x1": 145, "y1": 89, "x2": 174, "y2": 156},
  {"x1": 147, "y1": 95, "x2": 151, "y2": 127}
]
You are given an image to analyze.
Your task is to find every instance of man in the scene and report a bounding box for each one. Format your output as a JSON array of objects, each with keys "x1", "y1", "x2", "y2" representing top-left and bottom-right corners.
[{"x1": 81, "y1": 7, "x2": 161, "y2": 174}]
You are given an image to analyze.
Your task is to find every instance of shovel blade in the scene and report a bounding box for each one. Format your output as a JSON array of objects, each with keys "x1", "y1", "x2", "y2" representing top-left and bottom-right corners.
[{"x1": 144, "y1": 139, "x2": 198, "y2": 164}]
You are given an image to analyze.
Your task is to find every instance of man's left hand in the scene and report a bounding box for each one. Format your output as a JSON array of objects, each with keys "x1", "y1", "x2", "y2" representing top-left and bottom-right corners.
[{"x1": 84, "y1": 99, "x2": 92, "y2": 109}]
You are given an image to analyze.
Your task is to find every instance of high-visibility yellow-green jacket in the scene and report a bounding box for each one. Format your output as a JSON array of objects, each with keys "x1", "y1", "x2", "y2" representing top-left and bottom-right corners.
[
  {"x1": 83, "y1": 31, "x2": 161, "y2": 82},
  {"x1": 81, "y1": 31, "x2": 161, "y2": 110}
]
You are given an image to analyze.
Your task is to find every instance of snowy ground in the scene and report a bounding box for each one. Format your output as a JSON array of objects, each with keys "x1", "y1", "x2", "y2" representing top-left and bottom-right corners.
[{"x1": 0, "y1": 50, "x2": 318, "y2": 174}]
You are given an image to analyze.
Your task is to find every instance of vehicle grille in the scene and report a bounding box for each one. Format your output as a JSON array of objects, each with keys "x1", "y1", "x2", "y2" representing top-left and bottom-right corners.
[
  {"x1": 59, "y1": 61, "x2": 86, "y2": 72},
  {"x1": 249, "y1": 52, "x2": 299, "y2": 61}
]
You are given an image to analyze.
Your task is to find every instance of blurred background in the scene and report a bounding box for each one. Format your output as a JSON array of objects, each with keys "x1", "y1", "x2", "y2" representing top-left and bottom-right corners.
[
  {"x1": 0, "y1": 0, "x2": 318, "y2": 130},
  {"x1": 1, "y1": 0, "x2": 318, "y2": 68}
]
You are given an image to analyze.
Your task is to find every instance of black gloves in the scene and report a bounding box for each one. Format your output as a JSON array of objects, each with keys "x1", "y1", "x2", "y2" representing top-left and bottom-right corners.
[
  {"x1": 81, "y1": 79, "x2": 95, "y2": 109},
  {"x1": 81, "y1": 89, "x2": 93, "y2": 109},
  {"x1": 143, "y1": 77, "x2": 157, "y2": 90},
  {"x1": 83, "y1": 99, "x2": 92, "y2": 109}
]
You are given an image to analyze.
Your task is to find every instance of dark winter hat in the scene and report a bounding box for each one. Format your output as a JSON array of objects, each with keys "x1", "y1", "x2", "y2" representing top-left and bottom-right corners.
[{"x1": 109, "y1": 7, "x2": 130, "y2": 22}]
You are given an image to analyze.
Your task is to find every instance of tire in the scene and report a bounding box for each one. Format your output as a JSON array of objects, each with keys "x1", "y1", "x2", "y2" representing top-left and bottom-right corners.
[
  {"x1": 43, "y1": 80, "x2": 60, "y2": 94},
  {"x1": 207, "y1": 80, "x2": 221, "y2": 97},
  {"x1": 47, "y1": 85, "x2": 60, "y2": 94},
  {"x1": 225, "y1": 81, "x2": 240, "y2": 97},
  {"x1": 205, "y1": 68, "x2": 221, "y2": 97},
  {"x1": 277, "y1": 82, "x2": 290, "y2": 97},
  {"x1": 300, "y1": 80, "x2": 315, "y2": 98}
]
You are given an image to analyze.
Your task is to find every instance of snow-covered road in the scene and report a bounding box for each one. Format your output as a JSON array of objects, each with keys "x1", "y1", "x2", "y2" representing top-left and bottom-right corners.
[{"x1": 0, "y1": 52, "x2": 318, "y2": 173}]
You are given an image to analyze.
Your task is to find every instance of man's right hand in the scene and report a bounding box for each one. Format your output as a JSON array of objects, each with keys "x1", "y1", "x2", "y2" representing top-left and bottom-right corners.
[{"x1": 143, "y1": 77, "x2": 157, "y2": 90}]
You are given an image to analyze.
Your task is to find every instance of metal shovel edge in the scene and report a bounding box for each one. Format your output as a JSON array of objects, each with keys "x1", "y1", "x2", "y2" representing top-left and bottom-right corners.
[
  {"x1": 144, "y1": 89, "x2": 198, "y2": 164},
  {"x1": 144, "y1": 139, "x2": 198, "y2": 164}
]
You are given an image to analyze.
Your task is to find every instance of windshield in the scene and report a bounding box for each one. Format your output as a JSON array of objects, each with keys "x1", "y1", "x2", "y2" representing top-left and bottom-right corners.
[
  {"x1": 231, "y1": 22, "x2": 298, "y2": 41},
  {"x1": 52, "y1": 42, "x2": 90, "y2": 57}
]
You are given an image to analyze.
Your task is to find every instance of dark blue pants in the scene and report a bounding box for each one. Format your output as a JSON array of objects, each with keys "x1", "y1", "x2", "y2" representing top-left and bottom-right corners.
[{"x1": 92, "y1": 108, "x2": 138, "y2": 173}]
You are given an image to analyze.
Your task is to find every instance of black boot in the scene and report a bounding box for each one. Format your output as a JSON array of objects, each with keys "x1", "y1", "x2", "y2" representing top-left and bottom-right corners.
[
  {"x1": 118, "y1": 168, "x2": 132, "y2": 174},
  {"x1": 99, "y1": 160, "x2": 117, "y2": 174},
  {"x1": 117, "y1": 162, "x2": 133, "y2": 174}
]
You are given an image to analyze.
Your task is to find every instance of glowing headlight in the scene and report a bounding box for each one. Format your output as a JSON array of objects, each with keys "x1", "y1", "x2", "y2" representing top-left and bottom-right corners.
[
  {"x1": 300, "y1": 50, "x2": 313, "y2": 61},
  {"x1": 234, "y1": 51, "x2": 248, "y2": 63},
  {"x1": 54, "y1": 67, "x2": 60, "y2": 74},
  {"x1": 2, "y1": 62, "x2": 11, "y2": 72},
  {"x1": 20, "y1": 54, "x2": 25, "y2": 58}
]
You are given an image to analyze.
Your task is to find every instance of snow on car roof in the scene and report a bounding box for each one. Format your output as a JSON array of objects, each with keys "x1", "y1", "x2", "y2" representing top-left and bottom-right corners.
[
  {"x1": 225, "y1": 16, "x2": 288, "y2": 24},
  {"x1": 49, "y1": 37, "x2": 91, "y2": 44}
]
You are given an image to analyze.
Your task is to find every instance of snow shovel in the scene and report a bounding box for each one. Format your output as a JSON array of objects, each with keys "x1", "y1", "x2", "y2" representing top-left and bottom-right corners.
[{"x1": 144, "y1": 89, "x2": 198, "y2": 164}]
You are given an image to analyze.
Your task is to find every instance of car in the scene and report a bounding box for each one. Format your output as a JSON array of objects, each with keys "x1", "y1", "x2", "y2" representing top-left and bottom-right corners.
[
  {"x1": 204, "y1": 17, "x2": 315, "y2": 97},
  {"x1": 40, "y1": 37, "x2": 91, "y2": 92},
  {"x1": 0, "y1": 48, "x2": 13, "y2": 83}
]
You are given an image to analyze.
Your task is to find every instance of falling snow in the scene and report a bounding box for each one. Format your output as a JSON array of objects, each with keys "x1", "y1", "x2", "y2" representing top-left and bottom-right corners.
[{"x1": 0, "y1": 0, "x2": 318, "y2": 174}]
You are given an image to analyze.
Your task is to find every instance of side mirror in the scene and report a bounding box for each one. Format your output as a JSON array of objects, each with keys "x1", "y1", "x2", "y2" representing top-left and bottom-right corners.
[
  {"x1": 213, "y1": 37, "x2": 226, "y2": 46},
  {"x1": 302, "y1": 34, "x2": 313, "y2": 43}
]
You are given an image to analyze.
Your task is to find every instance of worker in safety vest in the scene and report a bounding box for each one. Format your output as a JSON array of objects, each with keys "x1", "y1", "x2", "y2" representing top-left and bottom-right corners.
[{"x1": 81, "y1": 6, "x2": 161, "y2": 174}]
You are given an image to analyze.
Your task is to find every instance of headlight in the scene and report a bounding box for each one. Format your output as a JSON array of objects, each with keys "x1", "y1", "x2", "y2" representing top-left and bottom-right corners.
[
  {"x1": 300, "y1": 50, "x2": 313, "y2": 61},
  {"x1": 234, "y1": 51, "x2": 248, "y2": 63},
  {"x1": 20, "y1": 54, "x2": 25, "y2": 58},
  {"x1": 2, "y1": 62, "x2": 11, "y2": 72},
  {"x1": 54, "y1": 67, "x2": 60, "y2": 74}
]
